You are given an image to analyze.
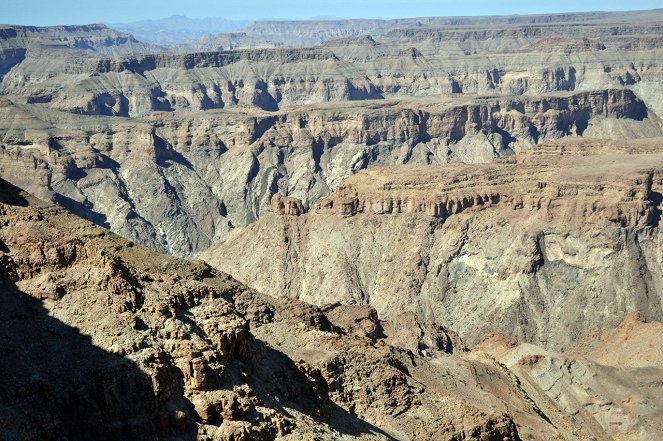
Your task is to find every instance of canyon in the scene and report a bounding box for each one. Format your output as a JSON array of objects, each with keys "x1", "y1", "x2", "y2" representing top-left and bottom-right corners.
[
  {"x1": 2, "y1": 176, "x2": 662, "y2": 440},
  {"x1": 0, "y1": 9, "x2": 662, "y2": 258},
  {"x1": 1, "y1": 7, "x2": 663, "y2": 440},
  {"x1": 203, "y1": 138, "x2": 663, "y2": 349}
]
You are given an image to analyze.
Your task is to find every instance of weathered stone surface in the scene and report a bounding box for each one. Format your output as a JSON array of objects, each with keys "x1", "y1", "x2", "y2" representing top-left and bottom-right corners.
[
  {"x1": 473, "y1": 313, "x2": 663, "y2": 441},
  {"x1": 2, "y1": 9, "x2": 663, "y2": 258},
  {"x1": 203, "y1": 138, "x2": 663, "y2": 350},
  {"x1": 2, "y1": 11, "x2": 663, "y2": 441},
  {"x1": 0, "y1": 89, "x2": 659, "y2": 257},
  {"x1": 0, "y1": 178, "x2": 551, "y2": 440},
  {"x1": 270, "y1": 194, "x2": 305, "y2": 216}
]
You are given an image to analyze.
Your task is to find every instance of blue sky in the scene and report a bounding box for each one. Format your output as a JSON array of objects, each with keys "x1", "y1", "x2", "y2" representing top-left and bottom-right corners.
[{"x1": 2, "y1": 0, "x2": 662, "y2": 25}]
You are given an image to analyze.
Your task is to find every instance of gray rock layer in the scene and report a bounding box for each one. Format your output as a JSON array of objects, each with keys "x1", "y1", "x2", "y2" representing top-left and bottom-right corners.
[
  {"x1": 0, "y1": 90, "x2": 659, "y2": 256},
  {"x1": 203, "y1": 140, "x2": 663, "y2": 350}
]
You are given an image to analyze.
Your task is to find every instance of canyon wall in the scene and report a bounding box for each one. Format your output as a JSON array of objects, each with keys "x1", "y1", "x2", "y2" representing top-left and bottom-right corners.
[
  {"x1": 0, "y1": 90, "x2": 659, "y2": 256},
  {"x1": 203, "y1": 139, "x2": 663, "y2": 349}
]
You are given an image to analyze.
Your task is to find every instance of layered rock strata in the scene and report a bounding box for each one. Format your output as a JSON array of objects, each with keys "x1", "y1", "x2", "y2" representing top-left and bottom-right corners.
[
  {"x1": 0, "y1": 90, "x2": 659, "y2": 256},
  {"x1": 1, "y1": 178, "x2": 661, "y2": 440},
  {"x1": 0, "y1": 178, "x2": 556, "y2": 440},
  {"x1": 1, "y1": 10, "x2": 663, "y2": 258},
  {"x1": 203, "y1": 138, "x2": 663, "y2": 349},
  {"x1": 473, "y1": 313, "x2": 663, "y2": 441}
]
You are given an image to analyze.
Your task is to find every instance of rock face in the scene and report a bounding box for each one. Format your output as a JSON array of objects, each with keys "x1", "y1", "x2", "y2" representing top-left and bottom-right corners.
[
  {"x1": 3, "y1": 177, "x2": 662, "y2": 440},
  {"x1": 0, "y1": 178, "x2": 556, "y2": 440},
  {"x1": 0, "y1": 89, "x2": 659, "y2": 257},
  {"x1": 270, "y1": 194, "x2": 305, "y2": 216},
  {"x1": 193, "y1": 9, "x2": 663, "y2": 49},
  {"x1": 4, "y1": 10, "x2": 663, "y2": 115},
  {"x1": 570, "y1": 312, "x2": 663, "y2": 368},
  {"x1": 0, "y1": 24, "x2": 159, "y2": 58},
  {"x1": 1, "y1": 10, "x2": 663, "y2": 258},
  {"x1": 4, "y1": 39, "x2": 663, "y2": 116},
  {"x1": 472, "y1": 313, "x2": 663, "y2": 441},
  {"x1": 2, "y1": 10, "x2": 663, "y2": 440},
  {"x1": 203, "y1": 138, "x2": 663, "y2": 350}
]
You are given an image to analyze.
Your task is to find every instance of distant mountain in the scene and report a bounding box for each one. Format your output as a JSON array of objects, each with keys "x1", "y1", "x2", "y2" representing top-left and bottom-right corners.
[
  {"x1": 308, "y1": 15, "x2": 344, "y2": 20},
  {"x1": 109, "y1": 15, "x2": 253, "y2": 44}
]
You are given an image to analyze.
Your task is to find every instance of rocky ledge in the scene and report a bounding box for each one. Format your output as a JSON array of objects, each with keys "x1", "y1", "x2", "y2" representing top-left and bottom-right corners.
[
  {"x1": 316, "y1": 141, "x2": 663, "y2": 228},
  {"x1": 0, "y1": 177, "x2": 543, "y2": 440},
  {"x1": 203, "y1": 138, "x2": 663, "y2": 352}
]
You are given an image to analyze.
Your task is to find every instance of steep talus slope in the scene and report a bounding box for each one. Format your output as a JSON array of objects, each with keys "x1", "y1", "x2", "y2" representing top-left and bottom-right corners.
[
  {"x1": 473, "y1": 313, "x2": 663, "y2": 441},
  {"x1": 1, "y1": 178, "x2": 661, "y2": 440},
  {"x1": 0, "y1": 89, "x2": 659, "y2": 256},
  {"x1": 203, "y1": 138, "x2": 663, "y2": 349},
  {"x1": 0, "y1": 177, "x2": 568, "y2": 440}
]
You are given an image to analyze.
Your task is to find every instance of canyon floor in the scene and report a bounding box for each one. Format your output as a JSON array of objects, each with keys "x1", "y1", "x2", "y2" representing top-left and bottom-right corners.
[{"x1": 1, "y1": 8, "x2": 663, "y2": 441}]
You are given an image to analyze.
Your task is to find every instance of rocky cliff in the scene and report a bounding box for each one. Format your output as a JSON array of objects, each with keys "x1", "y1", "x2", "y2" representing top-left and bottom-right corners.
[
  {"x1": 2, "y1": 177, "x2": 661, "y2": 440},
  {"x1": 2, "y1": 10, "x2": 663, "y2": 441},
  {"x1": 0, "y1": 90, "x2": 659, "y2": 257},
  {"x1": 0, "y1": 178, "x2": 552, "y2": 440},
  {"x1": 472, "y1": 313, "x2": 663, "y2": 441},
  {"x1": 195, "y1": 9, "x2": 663, "y2": 49},
  {"x1": 1, "y1": 10, "x2": 663, "y2": 259},
  {"x1": 203, "y1": 138, "x2": 663, "y2": 350},
  {"x1": 0, "y1": 24, "x2": 159, "y2": 57},
  {"x1": 3, "y1": 9, "x2": 663, "y2": 116},
  {"x1": 3, "y1": 43, "x2": 663, "y2": 116}
]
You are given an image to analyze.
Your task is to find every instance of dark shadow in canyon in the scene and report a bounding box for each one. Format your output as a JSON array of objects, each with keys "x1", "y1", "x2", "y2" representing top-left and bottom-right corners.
[
  {"x1": 241, "y1": 341, "x2": 398, "y2": 440},
  {"x1": 0, "y1": 279, "x2": 197, "y2": 441},
  {"x1": 0, "y1": 179, "x2": 29, "y2": 207},
  {"x1": 650, "y1": 191, "x2": 662, "y2": 228},
  {"x1": 0, "y1": 180, "x2": 197, "y2": 441},
  {"x1": 52, "y1": 193, "x2": 111, "y2": 229}
]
